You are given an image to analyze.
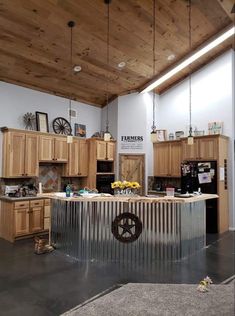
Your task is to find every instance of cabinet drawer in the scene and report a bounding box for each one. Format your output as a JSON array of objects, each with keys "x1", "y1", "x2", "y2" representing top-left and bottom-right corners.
[
  {"x1": 44, "y1": 199, "x2": 51, "y2": 206},
  {"x1": 30, "y1": 200, "x2": 44, "y2": 207},
  {"x1": 14, "y1": 201, "x2": 29, "y2": 209}
]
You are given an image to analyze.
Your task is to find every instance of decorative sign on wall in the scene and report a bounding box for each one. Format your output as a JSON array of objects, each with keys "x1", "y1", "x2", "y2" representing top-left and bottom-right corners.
[{"x1": 120, "y1": 135, "x2": 144, "y2": 150}]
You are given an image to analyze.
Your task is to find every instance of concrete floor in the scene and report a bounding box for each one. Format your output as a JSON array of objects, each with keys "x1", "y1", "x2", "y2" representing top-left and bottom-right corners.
[{"x1": 0, "y1": 232, "x2": 234, "y2": 316}]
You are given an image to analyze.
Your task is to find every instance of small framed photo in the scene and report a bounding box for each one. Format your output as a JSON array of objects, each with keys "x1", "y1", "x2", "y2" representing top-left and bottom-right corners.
[
  {"x1": 156, "y1": 130, "x2": 167, "y2": 142},
  {"x1": 35, "y1": 112, "x2": 49, "y2": 133},
  {"x1": 74, "y1": 123, "x2": 86, "y2": 138}
]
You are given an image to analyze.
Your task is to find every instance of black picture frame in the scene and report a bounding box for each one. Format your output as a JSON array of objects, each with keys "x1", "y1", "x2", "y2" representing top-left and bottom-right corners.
[
  {"x1": 74, "y1": 123, "x2": 86, "y2": 137},
  {"x1": 35, "y1": 111, "x2": 49, "y2": 133}
]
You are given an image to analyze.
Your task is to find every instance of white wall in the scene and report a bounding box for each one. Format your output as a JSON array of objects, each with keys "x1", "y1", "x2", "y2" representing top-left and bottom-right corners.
[
  {"x1": 0, "y1": 81, "x2": 101, "y2": 137},
  {"x1": 117, "y1": 93, "x2": 157, "y2": 193},
  {"x1": 157, "y1": 50, "x2": 234, "y2": 229}
]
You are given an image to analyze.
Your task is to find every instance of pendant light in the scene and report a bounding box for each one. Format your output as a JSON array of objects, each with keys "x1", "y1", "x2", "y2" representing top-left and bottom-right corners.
[
  {"x1": 67, "y1": 21, "x2": 75, "y2": 144},
  {"x1": 187, "y1": 0, "x2": 194, "y2": 146},
  {"x1": 150, "y1": 0, "x2": 158, "y2": 143},
  {"x1": 104, "y1": 0, "x2": 112, "y2": 142}
]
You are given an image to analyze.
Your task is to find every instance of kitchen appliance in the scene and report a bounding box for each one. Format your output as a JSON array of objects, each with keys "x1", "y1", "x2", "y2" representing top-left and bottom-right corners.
[
  {"x1": 4, "y1": 185, "x2": 19, "y2": 197},
  {"x1": 4, "y1": 184, "x2": 37, "y2": 198},
  {"x1": 181, "y1": 161, "x2": 218, "y2": 233},
  {"x1": 96, "y1": 174, "x2": 115, "y2": 194}
]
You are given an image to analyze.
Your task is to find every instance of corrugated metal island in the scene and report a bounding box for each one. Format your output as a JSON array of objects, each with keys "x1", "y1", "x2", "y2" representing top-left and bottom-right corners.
[{"x1": 39, "y1": 194, "x2": 218, "y2": 262}]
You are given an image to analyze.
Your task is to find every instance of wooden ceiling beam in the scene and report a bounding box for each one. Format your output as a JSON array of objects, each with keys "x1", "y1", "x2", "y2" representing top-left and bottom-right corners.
[{"x1": 216, "y1": 0, "x2": 235, "y2": 20}]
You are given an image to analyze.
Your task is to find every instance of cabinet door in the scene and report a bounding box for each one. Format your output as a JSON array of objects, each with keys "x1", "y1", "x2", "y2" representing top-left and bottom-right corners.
[
  {"x1": 153, "y1": 143, "x2": 170, "y2": 176},
  {"x1": 67, "y1": 140, "x2": 79, "y2": 176},
  {"x1": 54, "y1": 137, "x2": 68, "y2": 162},
  {"x1": 106, "y1": 142, "x2": 115, "y2": 161},
  {"x1": 198, "y1": 137, "x2": 218, "y2": 160},
  {"x1": 30, "y1": 206, "x2": 44, "y2": 232},
  {"x1": 24, "y1": 134, "x2": 39, "y2": 176},
  {"x1": 7, "y1": 132, "x2": 25, "y2": 177},
  {"x1": 169, "y1": 142, "x2": 181, "y2": 177},
  {"x1": 181, "y1": 139, "x2": 199, "y2": 161},
  {"x1": 14, "y1": 208, "x2": 30, "y2": 236},
  {"x1": 44, "y1": 201, "x2": 51, "y2": 230},
  {"x1": 96, "y1": 141, "x2": 107, "y2": 160},
  {"x1": 78, "y1": 139, "x2": 88, "y2": 176},
  {"x1": 39, "y1": 136, "x2": 54, "y2": 161}
]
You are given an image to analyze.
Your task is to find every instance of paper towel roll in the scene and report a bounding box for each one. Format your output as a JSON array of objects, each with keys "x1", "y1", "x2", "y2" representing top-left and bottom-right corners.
[{"x1": 39, "y1": 183, "x2": 42, "y2": 194}]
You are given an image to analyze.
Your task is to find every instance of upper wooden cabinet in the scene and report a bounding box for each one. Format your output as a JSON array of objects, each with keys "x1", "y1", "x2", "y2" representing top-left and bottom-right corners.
[
  {"x1": 181, "y1": 136, "x2": 218, "y2": 161},
  {"x1": 153, "y1": 141, "x2": 181, "y2": 177},
  {"x1": 96, "y1": 140, "x2": 115, "y2": 160},
  {"x1": 39, "y1": 135, "x2": 68, "y2": 162},
  {"x1": 2, "y1": 130, "x2": 38, "y2": 177},
  {"x1": 63, "y1": 139, "x2": 88, "y2": 177}
]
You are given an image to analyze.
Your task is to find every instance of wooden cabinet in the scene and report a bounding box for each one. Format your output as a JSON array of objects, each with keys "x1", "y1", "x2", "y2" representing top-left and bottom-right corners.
[
  {"x1": 64, "y1": 139, "x2": 88, "y2": 177},
  {"x1": 87, "y1": 139, "x2": 116, "y2": 189},
  {"x1": 0, "y1": 198, "x2": 49, "y2": 242},
  {"x1": 182, "y1": 136, "x2": 218, "y2": 161},
  {"x1": 154, "y1": 141, "x2": 181, "y2": 177},
  {"x1": 29, "y1": 200, "x2": 44, "y2": 232},
  {"x1": 2, "y1": 131, "x2": 38, "y2": 177},
  {"x1": 39, "y1": 135, "x2": 68, "y2": 162},
  {"x1": 44, "y1": 199, "x2": 51, "y2": 230},
  {"x1": 96, "y1": 140, "x2": 115, "y2": 161},
  {"x1": 14, "y1": 201, "x2": 30, "y2": 236}
]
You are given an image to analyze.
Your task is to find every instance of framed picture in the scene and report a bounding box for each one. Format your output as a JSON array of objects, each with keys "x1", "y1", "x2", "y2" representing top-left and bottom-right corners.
[
  {"x1": 74, "y1": 123, "x2": 86, "y2": 137},
  {"x1": 35, "y1": 112, "x2": 49, "y2": 133},
  {"x1": 208, "y1": 122, "x2": 223, "y2": 135},
  {"x1": 156, "y1": 130, "x2": 167, "y2": 142}
]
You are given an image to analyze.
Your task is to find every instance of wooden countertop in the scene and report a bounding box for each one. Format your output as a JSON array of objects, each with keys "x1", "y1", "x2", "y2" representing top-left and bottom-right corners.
[
  {"x1": 0, "y1": 195, "x2": 45, "y2": 202},
  {"x1": 37, "y1": 193, "x2": 218, "y2": 203}
]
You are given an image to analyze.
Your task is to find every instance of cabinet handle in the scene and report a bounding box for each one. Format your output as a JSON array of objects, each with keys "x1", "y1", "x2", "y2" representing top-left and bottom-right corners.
[
  {"x1": 19, "y1": 204, "x2": 25, "y2": 207},
  {"x1": 28, "y1": 211, "x2": 33, "y2": 213},
  {"x1": 34, "y1": 203, "x2": 39, "y2": 205}
]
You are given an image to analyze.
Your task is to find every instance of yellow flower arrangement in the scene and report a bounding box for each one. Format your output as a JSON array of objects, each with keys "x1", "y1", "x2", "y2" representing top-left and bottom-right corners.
[{"x1": 111, "y1": 180, "x2": 140, "y2": 190}]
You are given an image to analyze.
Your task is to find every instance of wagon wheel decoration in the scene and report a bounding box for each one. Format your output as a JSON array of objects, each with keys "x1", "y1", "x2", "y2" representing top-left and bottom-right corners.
[
  {"x1": 52, "y1": 117, "x2": 72, "y2": 135},
  {"x1": 111, "y1": 212, "x2": 142, "y2": 243}
]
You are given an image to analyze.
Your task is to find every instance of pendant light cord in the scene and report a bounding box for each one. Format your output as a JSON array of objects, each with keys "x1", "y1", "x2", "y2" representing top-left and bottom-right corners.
[
  {"x1": 105, "y1": 1, "x2": 110, "y2": 133},
  {"x1": 68, "y1": 21, "x2": 75, "y2": 136},
  {"x1": 69, "y1": 25, "x2": 73, "y2": 133},
  {"x1": 188, "y1": 0, "x2": 192, "y2": 137},
  {"x1": 152, "y1": 0, "x2": 156, "y2": 131}
]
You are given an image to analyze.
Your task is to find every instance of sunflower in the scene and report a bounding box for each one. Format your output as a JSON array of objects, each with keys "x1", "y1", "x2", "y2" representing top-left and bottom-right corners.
[{"x1": 130, "y1": 182, "x2": 141, "y2": 189}]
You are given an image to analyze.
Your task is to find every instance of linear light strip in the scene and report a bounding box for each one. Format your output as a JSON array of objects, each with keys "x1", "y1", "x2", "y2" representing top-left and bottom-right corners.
[{"x1": 141, "y1": 26, "x2": 235, "y2": 93}]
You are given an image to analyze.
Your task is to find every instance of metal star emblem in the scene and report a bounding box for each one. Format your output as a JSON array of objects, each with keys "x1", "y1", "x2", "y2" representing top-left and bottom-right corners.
[{"x1": 119, "y1": 219, "x2": 135, "y2": 236}]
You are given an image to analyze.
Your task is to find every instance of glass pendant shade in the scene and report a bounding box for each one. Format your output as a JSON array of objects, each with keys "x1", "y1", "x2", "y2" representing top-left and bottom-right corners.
[
  {"x1": 104, "y1": 131, "x2": 111, "y2": 142},
  {"x1": 67, "y1": 135, "x2": 73, "y2": 144},
  {"x1": 187, "y1": 135, "x2": 194, "y2": 145},
  {"x1": 187, "y1": 126, "x2": 194, "y2": 145},
  {"x1": 151, "y1": 130, "x2": 157, "y2": 143}
]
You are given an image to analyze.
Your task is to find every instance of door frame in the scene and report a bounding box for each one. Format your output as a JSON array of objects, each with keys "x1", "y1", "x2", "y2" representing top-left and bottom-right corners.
[{"x1": 119, "y1": 154, "x2": 145, "y2": 195}]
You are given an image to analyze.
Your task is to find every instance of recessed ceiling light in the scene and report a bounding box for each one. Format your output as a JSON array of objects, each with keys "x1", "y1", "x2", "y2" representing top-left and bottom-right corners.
[
  {"x1": 141, "y1": 25, "x2": 235, "y2": 93},
  {"x1": 118, "y1": 61, "x2": 126, "y2": 68},
  {"x1": 167, "y1": 54, "x2": 175, "y2": 61},
  {"x1": 73, "y1": 65, "x2": 82, "y2": 72}
]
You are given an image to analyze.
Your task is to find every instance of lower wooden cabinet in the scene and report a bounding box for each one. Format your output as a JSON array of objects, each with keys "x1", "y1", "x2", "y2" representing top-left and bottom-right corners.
[{"x1": 0, "y1": 198, "x2": 51, "y2": 242}]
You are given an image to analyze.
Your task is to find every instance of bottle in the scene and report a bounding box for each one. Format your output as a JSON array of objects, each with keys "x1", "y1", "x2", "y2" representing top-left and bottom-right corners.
[{"x1": 66, "y1": 184, "x2": 71, "y2": 197}]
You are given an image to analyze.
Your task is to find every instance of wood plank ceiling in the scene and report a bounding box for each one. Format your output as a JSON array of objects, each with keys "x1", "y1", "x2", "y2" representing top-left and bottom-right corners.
[{"x1": 0, "y1": 0, "x2": 234, "y2": 107}]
